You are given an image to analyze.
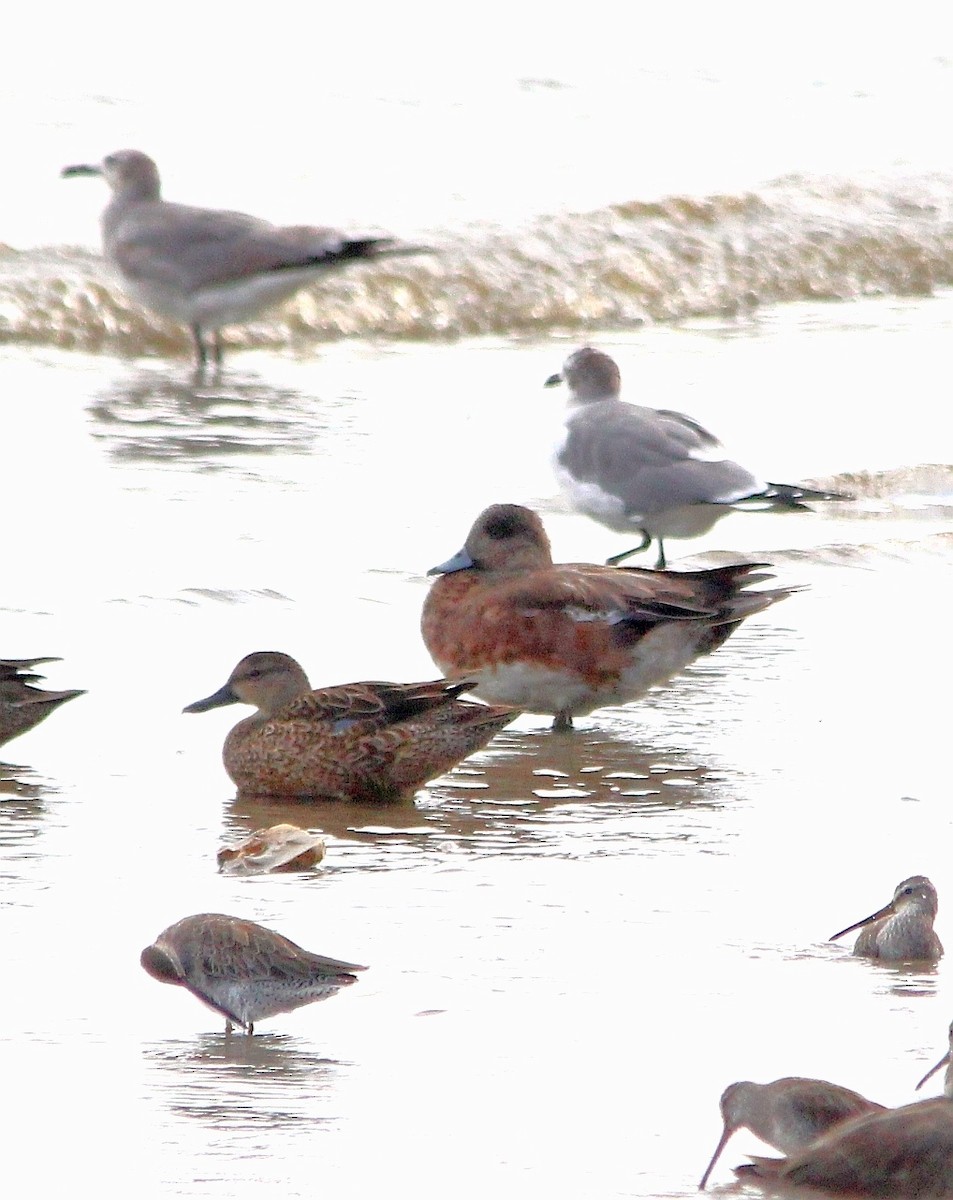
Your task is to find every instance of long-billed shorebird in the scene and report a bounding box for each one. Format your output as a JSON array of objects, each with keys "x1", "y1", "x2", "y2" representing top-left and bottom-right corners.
[
  {"x1": 829, "y1": 875, "x2": 942, "y2": 962},
  {"x1": 735, "y1": 1023, "x2": 953, "y2": 1197},
  {"x1": 140, "y1": 912, "x2": 365, "y2": 1034},
  {"x1": 699, "y1": 1077, "x2": 884, "y2": 1188}
]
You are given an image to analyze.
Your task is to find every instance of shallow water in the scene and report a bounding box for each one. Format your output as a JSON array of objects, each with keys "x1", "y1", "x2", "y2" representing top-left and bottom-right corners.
[
  {"x1": 4, "y1": 8, "x2": 953, "y2": 1197},
  {"x1": 3, "y1": 296, "x2": 953, "y2": 1198}
]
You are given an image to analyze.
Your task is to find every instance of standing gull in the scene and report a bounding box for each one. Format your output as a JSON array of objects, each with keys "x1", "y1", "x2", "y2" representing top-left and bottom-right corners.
[
  {"x1": 62, "y1": 149, "x2": 425, "y2": 370},
  {"x1": 545, "y1": 346, "x2": 848, "y2": 568}
]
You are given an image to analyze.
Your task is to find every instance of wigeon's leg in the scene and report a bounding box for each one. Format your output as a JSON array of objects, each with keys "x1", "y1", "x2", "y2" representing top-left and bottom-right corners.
[
  {"x1": 654, "y1": 539, "x2": 667, "y2": 570},
  {"x1": 551, "y1": 711, "x2": 574, "y2": 732},
  {"x1": 225, "y1": 1019, "x2": 234, "y2": 1035},
  {"x1": 605, "y1": 530, "x2": 652, "y2": 567},
  {"x1": 247, "y1": 1023, "x2": 254, "y2": 1036}
]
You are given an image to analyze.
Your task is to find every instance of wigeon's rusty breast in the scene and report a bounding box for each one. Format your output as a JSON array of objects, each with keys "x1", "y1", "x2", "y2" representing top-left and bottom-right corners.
[{"x1": 421, "y1": 571, "x2": 636, "y2": 688}]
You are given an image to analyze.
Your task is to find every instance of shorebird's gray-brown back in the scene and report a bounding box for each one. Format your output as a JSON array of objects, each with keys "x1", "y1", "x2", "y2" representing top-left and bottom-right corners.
[
  {"x1": 61, "y1": 149, "x2": 427, "y2": 371},
  {"x1": 140, "y1": 912, "x2": 366, "y2": 1033},
  {"x1": 829, "y1": 874, "x2": 942, "y2": 962},
  {"x1": 545, "y1": 346, "x2": 848, "y2": 568}
]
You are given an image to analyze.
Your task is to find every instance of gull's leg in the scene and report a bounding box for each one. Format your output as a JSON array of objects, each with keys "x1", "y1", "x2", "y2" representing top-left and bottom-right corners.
[{"x1": 605, "y1": 530, "x2": 652, "y2": 567}]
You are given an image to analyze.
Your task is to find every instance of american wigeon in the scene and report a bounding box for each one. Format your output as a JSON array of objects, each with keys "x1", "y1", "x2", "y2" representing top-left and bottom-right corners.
[
  {"x1": 0, "y1": 658, "x2": 85, "y2": 749},
  {"x1": 62, "y1": 150, "x2": 426, "y2": 371},
  {"x1": 545, "y1": 346, "x2": 848, "y2": 568},
  {"x1": 421, "y1": 503, "x2": 795, "y2": 731},
  {"x1": 183, "y1": 651, "x2": 517, "y2": 802},
  {"x1": 700, "y1": 1078, "x2": 885, "y2": 1189},
  {"x1": 140, "y1": 913, "x2": 365, "y2": 1034},
  {"x1": 829, "y1": 875, "x2": 942, "y2": 962},
  {"x1": 217, "y1": 824, "x2": 327, "y2": 875}
]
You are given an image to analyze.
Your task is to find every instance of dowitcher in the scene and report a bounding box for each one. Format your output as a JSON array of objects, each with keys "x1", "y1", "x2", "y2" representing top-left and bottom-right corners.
[
  {"x1": 140, "y1": 912, "x2": 365, "y2": 1034},
  {"x1": 830, "y1": 875, "x2": 942, "y2": 962},
  {"x1": 699, "y1": 1076, "x2": 884, "y2": 1188},
  {"x1": 735, "y1": 1023, "x2": 953, "y2": 1197}
]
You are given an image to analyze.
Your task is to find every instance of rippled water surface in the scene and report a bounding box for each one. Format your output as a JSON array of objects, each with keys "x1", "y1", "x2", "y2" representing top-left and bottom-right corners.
[{"x1": 4, "y1": 7, "x2": 953, "y2": 1198}]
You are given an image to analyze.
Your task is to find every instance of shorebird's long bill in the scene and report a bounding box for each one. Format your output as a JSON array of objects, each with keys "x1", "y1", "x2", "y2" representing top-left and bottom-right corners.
[
  {"x1": 916, "y1": 1050, "x2": 951, "y2": 1091},
  {"x1": 698, "y1": 1126, "x2": 732, "y2": 1190},
  {"x1": 829, "y1": 899, "x2": 895, "y2": 942},
  {"x1": 182, "y1": 683, "x2": 238, "y2": 714},
  {"x1": 61, "y1": 163, "x2": 102, "y2": 179}
]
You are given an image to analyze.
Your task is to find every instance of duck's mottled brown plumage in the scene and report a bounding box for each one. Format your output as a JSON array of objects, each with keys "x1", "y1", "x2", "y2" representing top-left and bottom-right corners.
[
  {"x1": 184, "y1": 651, "x2": 518, "y2": 801},
  {"x1": 0, "y1": 658, "x2": 85, "y2": 749},
  {"x1": 140, "y1": 912, "x2": 365, "y2": 1034},
  {"x1": 421, "y1": 503, "x2": 794, "y2": 730}
]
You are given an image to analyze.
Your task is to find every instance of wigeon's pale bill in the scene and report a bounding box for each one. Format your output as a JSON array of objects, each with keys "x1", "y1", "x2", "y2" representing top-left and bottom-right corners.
[
  {"x1": 699, "y1": 1077, "x2": 885, "y2": 1188},
  {"x1": 217, "y1": 824, "x2": 326, "y2": 875},
  {"x1": 184, "y1": 650, "x2": 518, "y2": 802},
  {"x1": 62, "y1": 150, "x2": 428, "y2": 372},
  {"x1": 421, "y1": 503, "x2": 795, "y2": 731},
  {"x1": 545, "y1": 346, "x2": 850, "y2": 568},
  {"x1": 0, "y1": 657, "x2": 85, "y2": 749},
  {"x1": 829, "y1": 874, "x2": 942, "y2": 962},
  {"x1": 735, "y1": 1023, "x2": 953, "y2": 1197},
  {"x1": 140, "y1": 912, "x2": 365, "y2": 1035}
]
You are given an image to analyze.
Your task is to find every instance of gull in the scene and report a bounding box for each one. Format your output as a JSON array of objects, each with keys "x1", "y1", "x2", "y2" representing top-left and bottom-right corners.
[
  {"x1": 545, "y1": 346, "x2": 849, "y2": 568},
  {"x1": 62, "y1": 149, "x2": 426, "y2": 371}
]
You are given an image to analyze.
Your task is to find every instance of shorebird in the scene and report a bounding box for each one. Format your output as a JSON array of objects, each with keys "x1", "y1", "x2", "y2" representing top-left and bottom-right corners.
[
  {"x1": 140, "y1": 912, "x2": 365, "y2": 1034},
  {"x1": 545, "y1": 346, "x2": 849, "y2": 568},
  {"x1": 0, "y1": 657, "x2": 85, "y2": 749},
  {"x1": 735, "y1": 1023, "x2": 953, "y2": 1197},
  {"x1": 62, "y1": 149, "x2": 426, "y2": 371},
  {"x1": 184, "y1": 651, "x2": 517, "y2": 801},
  {"x1": 829, "y1": 875, "x2": 943, "y2": 962},
  {"x1": 699, "y1": 1076, "x2": 885, "y2": 1188},
  {"x1": 420, "y1": 503, "x2": 794, "y2": 730}
]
